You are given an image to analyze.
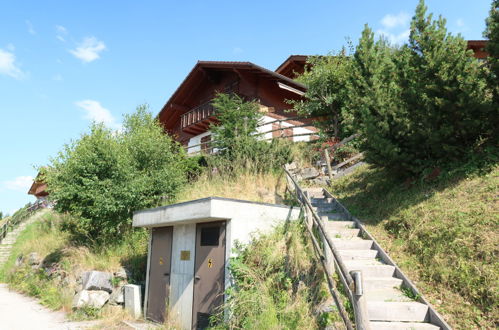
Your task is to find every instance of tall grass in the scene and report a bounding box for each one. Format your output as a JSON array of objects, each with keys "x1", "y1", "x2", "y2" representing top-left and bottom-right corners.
[{"x1": 211, "y1": 220, "x2": 340, "y2": 329}]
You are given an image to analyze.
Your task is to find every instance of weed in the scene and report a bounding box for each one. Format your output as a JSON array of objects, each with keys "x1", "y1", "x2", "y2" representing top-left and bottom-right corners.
[{"x1": 401, "y1": 287, "x2": 421, "y2": 301}]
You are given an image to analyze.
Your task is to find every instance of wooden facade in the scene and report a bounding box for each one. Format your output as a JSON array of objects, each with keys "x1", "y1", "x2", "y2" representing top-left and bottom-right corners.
[{"x1": 157, "y1": 61, "x2": 311, "y2": 146}]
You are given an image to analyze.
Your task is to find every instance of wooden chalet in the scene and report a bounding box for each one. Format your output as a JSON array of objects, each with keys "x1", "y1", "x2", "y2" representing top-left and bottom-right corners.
[
  {"x1": 157, "y1": 60, "x2": 317, "y2": 153},
  {"x1": 27, "y1": 171, "x2": 48, "y2": 201}
]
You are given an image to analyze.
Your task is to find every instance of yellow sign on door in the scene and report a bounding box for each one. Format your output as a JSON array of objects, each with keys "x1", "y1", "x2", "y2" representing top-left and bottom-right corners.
[{"x1": 208, "y1": 258, "x2": 213, "y2": 268}]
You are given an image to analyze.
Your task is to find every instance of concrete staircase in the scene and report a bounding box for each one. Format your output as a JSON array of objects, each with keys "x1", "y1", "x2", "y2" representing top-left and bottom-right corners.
[
  {"x1": 0, "y1": 210, "x2": 46, "y2": 265},
  {"x1": 304, "y1": 188, "x2": 442, "y2": 330}
]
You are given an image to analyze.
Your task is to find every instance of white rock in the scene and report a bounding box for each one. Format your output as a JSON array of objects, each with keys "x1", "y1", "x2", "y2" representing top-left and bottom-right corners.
[
  {"x1": 81, "y1": 271, "x2": 113, "y2": 293},
  {"x1": 72, "y1": 290, "x2": 110, "y2": 309}
]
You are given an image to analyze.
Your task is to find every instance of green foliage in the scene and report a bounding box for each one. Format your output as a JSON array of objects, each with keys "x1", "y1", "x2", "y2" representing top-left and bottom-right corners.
[
  {"x1": 291, "y1": 51, "x2": 353, "y2": 139},
  {"x1": 347, "y1": 0, "x2": 494, "y2": 175},
  {"x1": 0, "y1": 211, "x2": 3, "y2": 220},
  {"x1": 45, "y1": 105, "x2": 187, "y2": 246},
  {"x1": 211, "y1": 221, "x2": 333, "y2": 329},
  {"x1": 484, "y1": 0, "x2": 499, "y2": 108},
  {"x1": 210, "y1": 93, "x2": 261, "y2": 152},
  {"x1": 300, "y1": 0, "x2": 496, "y2": 175},
  {"x1": 209, "y1": 93, "x2": 293, "y2": 173}
]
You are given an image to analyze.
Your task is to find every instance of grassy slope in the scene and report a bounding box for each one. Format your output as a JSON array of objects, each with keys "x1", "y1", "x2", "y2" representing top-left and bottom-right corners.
[
  {"x1": 327, "y1": 164, "x2": 498, "y2": 329},
  {"x1": 0, "y1": 211, "x2": 148, "y2": 322}
]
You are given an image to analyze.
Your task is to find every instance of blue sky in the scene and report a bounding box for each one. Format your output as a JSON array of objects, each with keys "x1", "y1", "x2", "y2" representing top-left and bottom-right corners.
[{"x1": 0, "y1": 0, "x2": 492, "y2": 215}]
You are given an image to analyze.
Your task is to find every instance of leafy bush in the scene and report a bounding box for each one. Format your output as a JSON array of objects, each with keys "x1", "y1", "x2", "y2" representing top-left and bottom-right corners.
[
  {"x1": 46, "y1": 106, "x2": 187, "y2": 246},
  {"x1": 291, "y1": 51, "x2": 354, "y2": 139},
  {"x1": 209, "y1": 93, "x2": 293, "y2": 173}
]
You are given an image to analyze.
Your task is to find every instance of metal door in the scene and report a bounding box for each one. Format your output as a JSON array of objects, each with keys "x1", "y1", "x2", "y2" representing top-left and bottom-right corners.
[
  {"x1": 192, "y1": 221, "x2": 226, "y2": 329},
  {"x1": 146, "y1": 226, "x2": 173, "y2": 323}
]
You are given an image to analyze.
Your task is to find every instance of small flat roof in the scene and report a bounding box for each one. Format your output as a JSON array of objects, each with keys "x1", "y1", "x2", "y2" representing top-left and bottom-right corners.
[{"x1": 133, "y1": 197, "x2": 298, "y2": 228}]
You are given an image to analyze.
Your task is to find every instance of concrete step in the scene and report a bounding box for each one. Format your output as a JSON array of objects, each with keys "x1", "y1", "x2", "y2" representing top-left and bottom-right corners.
[
  {"x1": 332, "y1": 239, "x2": 374, "y2": 250},
  {"x1": 344, "y1": 260, "x2": 396, "y2": 277},
  {"x1": 365, "y1": 288, "x2": 412, "y2": 302},
  {"x1": 320, "y1": 213, "x2": 347, "y2": 221},
  {"x1": 367, "y1": 302, "x2": 429, "y2": 322},
  {"x1": 325, "y1": 221, "x2": 356, "y2": 230},
  {"x1": 304, "y1": 189, "x2": 324, "y2": 198},
  {"x1": 325, "y1": 228, "x2": 360, "y2": 239},
  {"x1": 338, "y1": 249, "x2": 378, "y2": 260},
  {"x1": 311, "y1": 197, "x2": 333, "y2": 205},
  {"x1": 364, "y1": 277, "x2": 403, "y2": 291},
  {"x1": 370, "y1": 322, "x2": 439, "y2": 330}
]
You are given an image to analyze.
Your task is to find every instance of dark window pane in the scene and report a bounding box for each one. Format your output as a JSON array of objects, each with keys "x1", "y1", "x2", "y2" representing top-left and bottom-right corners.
[{"x1": 201, "y1": 227, "x2": 219, "y2": 246}]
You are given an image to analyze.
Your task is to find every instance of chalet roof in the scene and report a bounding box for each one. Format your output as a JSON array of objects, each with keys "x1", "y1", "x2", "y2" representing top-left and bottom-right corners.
[
  {"x1": 157, "y1": 61, "x2": 307, "y2": 122},
  {"x1": 275, "y1": 55, "x2": 309, "y2": 78}
]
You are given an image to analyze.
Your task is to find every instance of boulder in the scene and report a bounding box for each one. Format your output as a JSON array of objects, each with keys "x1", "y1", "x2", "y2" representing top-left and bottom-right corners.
[
  {"x1": 109, "y1": 286, "x2": 125, "y2": 305},
  {"x1": 81, "y1": 271, "x2": 113, "y2": 293},
  {"x1": 72, "y1": 290, "x2": 110, "y2": 309},
  {"x1": 28, "y1": 252, "x2": 41, "y2": 266},
  {"x1": 300, "y1": 167, "x2": 320, "y2": 180},
  {"x1": 113, "y1": 267, "x2": 130, "y2": 281}
]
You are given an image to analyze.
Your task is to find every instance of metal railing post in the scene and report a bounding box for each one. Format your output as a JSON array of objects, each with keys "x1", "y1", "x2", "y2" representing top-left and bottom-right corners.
[{"x1": 350, "y1": 270, "x2": 371, "y2": 330}]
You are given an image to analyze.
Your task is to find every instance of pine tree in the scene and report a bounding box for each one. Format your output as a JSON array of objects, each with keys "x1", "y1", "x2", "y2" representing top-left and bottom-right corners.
[{"x1": 484, "y1": 0, "x2": 499, "y2": 105}]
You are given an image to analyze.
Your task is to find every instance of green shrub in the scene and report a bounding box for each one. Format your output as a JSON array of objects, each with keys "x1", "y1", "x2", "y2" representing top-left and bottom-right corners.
[
  {"x1": 46, "y1": 106, "x2": 187, "y2": 246},
  {"x1": 347, "y1": 0, "x2": 494, "y2": 175},
  {"x1": 209, "y1": 93, "x2": 293, "y2": 174}
]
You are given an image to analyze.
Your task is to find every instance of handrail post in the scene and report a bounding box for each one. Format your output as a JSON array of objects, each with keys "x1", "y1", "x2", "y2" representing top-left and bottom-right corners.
[
  {"x1": 324, "y1": 148, "x2": 334, "y2": 185},
  {"x1": 319, "y1": 214, "x2": 335, "y2": 276},
  {"x1": 350, "y1": 270, "x2": 371, "y2": 330}
]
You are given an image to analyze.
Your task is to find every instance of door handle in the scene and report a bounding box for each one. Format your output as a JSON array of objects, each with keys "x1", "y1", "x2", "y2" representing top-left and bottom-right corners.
[
  {"x1": 164, "y1": 273, "x2": 170, "y2": 276},
  {"x1": 195, "y1": 276, "x2": 201, "y2": 281}
]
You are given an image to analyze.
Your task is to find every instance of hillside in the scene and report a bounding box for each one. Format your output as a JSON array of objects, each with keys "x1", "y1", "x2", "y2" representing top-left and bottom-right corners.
[{"x1": 326, "y1": 164, "x2": 498, "y2": 329}]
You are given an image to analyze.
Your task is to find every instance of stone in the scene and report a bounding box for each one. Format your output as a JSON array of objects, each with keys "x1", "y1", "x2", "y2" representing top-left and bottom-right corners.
[
  {"x1": 72, "y1": 290, "x2": 110, "y2": 309},
  {"x1": 300, "y1": 167, "x2": 320, "y2": 180},
  {"x1": 15, "y1": 255, "x2": 24, "y2": 267},
  {"x1": 124, "y1": 284, "x2": 142, "y2": 319},
  {"x1": 28, "y1": 252, "x2": 40, "y2": 266},
  {"x1": 109, "y1": 286, "x2": 125, "y2": 305},
  {"x1": 81, "y1": 271, "x2": 113, "y2": 293},
  {"x1": 113, "y1": 267, "x2": 129, "y2": 280}
]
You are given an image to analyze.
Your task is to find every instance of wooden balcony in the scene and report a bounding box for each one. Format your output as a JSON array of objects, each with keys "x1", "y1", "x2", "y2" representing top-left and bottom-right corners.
[{"x1": 181, "y1": 102, "x2": 216, "y2": 134}]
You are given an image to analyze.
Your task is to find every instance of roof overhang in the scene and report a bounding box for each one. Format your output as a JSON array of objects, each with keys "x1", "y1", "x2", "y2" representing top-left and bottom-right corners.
[{"x1": 157, "y1": 61, "x2": 307, "y2": 128}]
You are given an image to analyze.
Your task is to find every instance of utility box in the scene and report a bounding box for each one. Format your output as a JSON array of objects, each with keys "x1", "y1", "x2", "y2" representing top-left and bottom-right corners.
[
  {"x1": 132, "y1": 197, "x2": 299, "y2": 329},
  {"x1": 124, "y1": 284, "x2": 142, "y2": 319}
]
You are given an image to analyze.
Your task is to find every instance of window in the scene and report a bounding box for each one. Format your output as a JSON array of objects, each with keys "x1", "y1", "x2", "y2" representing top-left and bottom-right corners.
[
  {"x1": 200, "y1": 135, "x2": 212, "y2": 154},
  {"x1": 200, "y1": 227, "x2": 220, "y2": 246}
]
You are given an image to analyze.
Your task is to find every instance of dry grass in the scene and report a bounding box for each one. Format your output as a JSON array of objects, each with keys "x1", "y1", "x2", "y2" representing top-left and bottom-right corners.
[{"x1": 176, "y1": 171, "x2": 288, "y2": 205}]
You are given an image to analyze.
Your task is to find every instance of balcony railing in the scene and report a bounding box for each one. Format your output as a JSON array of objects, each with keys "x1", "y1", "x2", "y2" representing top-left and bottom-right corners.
[{"x1": 181, "y1": 102, "x2": 216, "y2": 129}]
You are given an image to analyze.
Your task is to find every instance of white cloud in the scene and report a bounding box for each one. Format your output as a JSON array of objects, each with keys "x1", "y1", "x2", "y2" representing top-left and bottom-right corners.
[
  {"x1": 69, "y1": 37, "x2": 106, "y2": 63},
  {"x1": 455, "y1": 18, "x2": 468, "y2": 33},
  {"x1": 75, "y1": 100, "x2": 121, "y2": 129},
  {"x1": 55, "y1": 25, "x2": 68, "y2": 42},
  {"x1": 0, "y1": 48, "x2": 26, "y2": 79},
  {"x1": 26, "y1": 20, "x2": 36, "y2": 35},
  {"x1": 381, "y1": 12, "x2": 410, "y2": 29},
  {"x1": 376, "y1": 29, "x2": 410, "y2": 45},
  {"x1": 3, "y1": 176, "x2": 34, "y2": 192},
  {"x1": 377, "y1": 11, "x2": 411, "y2": 45}
]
